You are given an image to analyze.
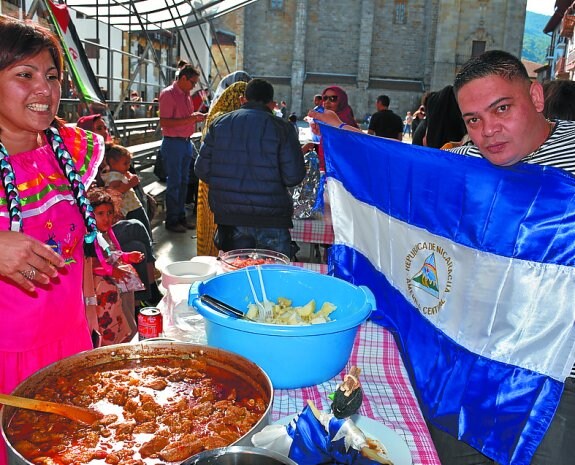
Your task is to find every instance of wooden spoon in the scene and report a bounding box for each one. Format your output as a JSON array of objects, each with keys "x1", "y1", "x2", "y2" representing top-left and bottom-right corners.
[{"x1": 0, "y1": 393, "x2": 102, "y2": 425}]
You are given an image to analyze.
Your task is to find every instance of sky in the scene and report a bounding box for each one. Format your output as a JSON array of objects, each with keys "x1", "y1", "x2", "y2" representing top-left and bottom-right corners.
[{"x1": 526, "y1": 0, "x2": 556, "y2": 16}]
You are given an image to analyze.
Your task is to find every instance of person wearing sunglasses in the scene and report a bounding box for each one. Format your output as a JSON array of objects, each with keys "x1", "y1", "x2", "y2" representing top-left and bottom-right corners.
[
  {"x1": 311, "y1": 86, "x2": 359, "y2": 170},
  {"x1": 321, "y1": 86, "x2": 358, "y2": 129}
]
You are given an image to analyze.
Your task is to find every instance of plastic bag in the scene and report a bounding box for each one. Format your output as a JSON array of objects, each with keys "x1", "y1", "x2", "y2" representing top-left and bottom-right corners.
[
  {"x1": 291, "y1": 150, "x2": 323, "y2": 219},
  {"x1": 115, "y1": 263, "x2": 146, "y2": 293}
]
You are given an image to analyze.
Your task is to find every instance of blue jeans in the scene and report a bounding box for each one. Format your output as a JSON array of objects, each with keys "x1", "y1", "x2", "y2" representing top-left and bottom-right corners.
[
  {"x1": 161, "y1": 137, "x2": 192, "y2": 226},
  {"x1": 233, "y1": 226, "x2": 292, "y2": 257}
]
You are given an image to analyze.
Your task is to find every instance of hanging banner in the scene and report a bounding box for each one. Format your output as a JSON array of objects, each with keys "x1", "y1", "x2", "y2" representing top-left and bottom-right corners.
[{"x1": 44, "y1": 0, "x2": 105, "y2": 105}]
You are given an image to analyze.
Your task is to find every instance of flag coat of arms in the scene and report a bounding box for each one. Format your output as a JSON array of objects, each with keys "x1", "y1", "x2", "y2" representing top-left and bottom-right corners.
[{"x1": 320, "y1": 123, "x2": 575, "y2": 465}]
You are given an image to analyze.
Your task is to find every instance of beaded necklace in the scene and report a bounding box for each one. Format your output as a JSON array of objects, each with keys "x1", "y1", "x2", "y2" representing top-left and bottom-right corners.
[{"x1": 0, "y1": 125, "x2": 109, "y2": 252}]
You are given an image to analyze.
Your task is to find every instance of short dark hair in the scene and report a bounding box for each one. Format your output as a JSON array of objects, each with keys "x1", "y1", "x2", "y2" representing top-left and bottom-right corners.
[
  {"x1": 377, "y1": 95, "x2": 390, "y2": 107},
  {"x1": 543, "y1": 79, "x2": 575, "y2": 121},
  {"x1": 178, "y1": 64, "x2": 200, "y2": 81},
  {"x1": 245, "y1": 78, "x2": 274, "y2": 104},
  {"x1": 0, "y1": 15, "x2": 63, "y2": 79},
  {"x1": 453, "y1": 50, "x2": 530, "y2": 95}
]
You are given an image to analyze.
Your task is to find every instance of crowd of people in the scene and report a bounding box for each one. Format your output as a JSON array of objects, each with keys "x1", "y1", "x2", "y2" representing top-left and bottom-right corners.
[{"x1": 2, "y1": 10, "x2": 575, "y2": 465}]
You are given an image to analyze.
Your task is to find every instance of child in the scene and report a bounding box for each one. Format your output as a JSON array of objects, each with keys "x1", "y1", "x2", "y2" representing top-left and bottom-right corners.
[
  {"x1": 85, "y1": 188, "x2": 145, "y2": 346},
  {"x1": 102, "y1": 142, "x2": 152, "y2": 237}
]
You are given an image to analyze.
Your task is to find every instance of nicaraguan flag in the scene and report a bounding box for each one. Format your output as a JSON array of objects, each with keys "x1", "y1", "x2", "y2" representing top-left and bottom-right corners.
[{"x1": 320, "y1": 123, "x2": 575, "y2": 465}]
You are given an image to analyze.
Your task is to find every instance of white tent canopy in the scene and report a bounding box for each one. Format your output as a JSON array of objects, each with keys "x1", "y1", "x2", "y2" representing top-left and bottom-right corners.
[{"x1": 63, "y1": 0, "x2": 258, "y2": 31}]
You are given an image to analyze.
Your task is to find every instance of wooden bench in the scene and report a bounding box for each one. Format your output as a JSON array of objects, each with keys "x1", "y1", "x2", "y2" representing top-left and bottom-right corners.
[
  {"x1": 114, "y1": 117, "x2": 160, "y2": 146},
  {"x1": 129, "y1": 140, "x2": 162, "y2": 172}
]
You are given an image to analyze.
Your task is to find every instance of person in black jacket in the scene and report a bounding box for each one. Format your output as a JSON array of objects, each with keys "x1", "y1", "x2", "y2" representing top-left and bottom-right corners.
[{"x1": 195, "y1": 78, "x2": 306, "y2": 256}]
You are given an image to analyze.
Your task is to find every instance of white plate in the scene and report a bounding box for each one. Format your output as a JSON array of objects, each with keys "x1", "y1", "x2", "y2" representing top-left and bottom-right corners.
[{"x1": 275, "y1": 414, "x2": 412, "y2": 465}]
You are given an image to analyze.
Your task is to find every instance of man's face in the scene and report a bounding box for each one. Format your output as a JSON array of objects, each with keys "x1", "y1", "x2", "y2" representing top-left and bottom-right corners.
[
  {"x1": 181, "y1": 74, "x2": 199, "y2": 94},
  {"x1": 456, "y1": 75, "x2": 545, "y2": 166}
]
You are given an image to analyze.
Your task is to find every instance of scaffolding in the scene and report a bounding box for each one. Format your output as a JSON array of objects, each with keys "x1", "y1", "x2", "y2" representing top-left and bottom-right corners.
[{"x1": 7, "y1": 0, "x2": 256, "y2": 134}]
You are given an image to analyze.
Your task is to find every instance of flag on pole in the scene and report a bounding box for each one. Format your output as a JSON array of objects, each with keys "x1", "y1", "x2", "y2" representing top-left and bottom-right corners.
[
  {"x1": 44, "y1": 0, "x2": 105, "y2": 105},
  {"x1": 321, "y1": 123, "x2": 575, "y2": 465}
]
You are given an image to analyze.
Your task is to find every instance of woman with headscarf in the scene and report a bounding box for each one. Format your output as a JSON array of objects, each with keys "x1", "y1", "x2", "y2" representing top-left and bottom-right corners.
[
  {"x1": 196, "y1": 80, "x2": 248, "y2": 256},
  {"x1": 77, "y1": 114, "x2": 111, "y2": 142},
  {"x1": 209, "y1": 71, "x2": 251, "y2": 109},
  {"x1": 321, "y1": 86, "x2": 358, "y2": 128},
  {"x1": 315, "y1": 86, "x2": 359, "y2": 170}
]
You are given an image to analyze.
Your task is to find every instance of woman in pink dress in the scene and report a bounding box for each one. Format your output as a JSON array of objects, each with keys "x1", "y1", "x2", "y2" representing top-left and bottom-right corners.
[{"x1": 0, "y1": 16, "x2": 103, "y2": 463}]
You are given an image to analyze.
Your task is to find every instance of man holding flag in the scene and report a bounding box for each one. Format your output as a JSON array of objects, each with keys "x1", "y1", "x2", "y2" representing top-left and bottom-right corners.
[{"x1": 309, "y1": 50, "x2": 575, "y2": 465}]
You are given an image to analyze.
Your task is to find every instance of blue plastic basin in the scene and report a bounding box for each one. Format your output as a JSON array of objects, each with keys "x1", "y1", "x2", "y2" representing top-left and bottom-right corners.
[{"x1": 188, "y1": 266, "x2": 375, "y2": 389}]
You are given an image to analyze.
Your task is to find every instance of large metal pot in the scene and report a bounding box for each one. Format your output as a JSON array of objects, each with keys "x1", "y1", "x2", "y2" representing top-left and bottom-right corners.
[
  {"x1": 1, "y1": 342, "x2": 274, "y2": 465},
  {"x1": 182, "y1": 446, "x2": 297, "y2": 465}
]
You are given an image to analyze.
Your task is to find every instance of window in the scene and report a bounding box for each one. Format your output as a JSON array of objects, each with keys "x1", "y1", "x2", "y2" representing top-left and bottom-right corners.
[
  {"x1": 394, "y1": 0, "x2": 407, "y2": 25},
  {"x1": 471, "y1": 40, "x2": 486, "y2": 58},
  {"x1": 270, "y1": 0, "x2": 284, "y2": 10},
  {"x1": 84, "y1": 39, "x2": 100, "y2": 60}
]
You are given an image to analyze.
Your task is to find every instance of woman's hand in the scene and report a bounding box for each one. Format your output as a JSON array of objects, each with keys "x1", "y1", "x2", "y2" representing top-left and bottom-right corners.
[
  {"x1": 0, "y1": 231, "x2": 65, "y2": 292},
  {"x1": 307, "y1": 109, "x2": 363, "y2": 133},
  {"x1": 308, "y1": 109, "x2": 343, "y2": 128}
]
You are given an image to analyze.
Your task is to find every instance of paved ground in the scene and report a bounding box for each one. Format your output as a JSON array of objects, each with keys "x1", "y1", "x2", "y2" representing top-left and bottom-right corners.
[{"x1": 150, "y1": 201, "x2": 198, "y2": 274}]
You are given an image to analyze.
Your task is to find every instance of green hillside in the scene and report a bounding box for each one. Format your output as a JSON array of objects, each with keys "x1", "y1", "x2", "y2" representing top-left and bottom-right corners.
[{"x1": 522, "y1": 11, "x2": 552, "y2": 64}]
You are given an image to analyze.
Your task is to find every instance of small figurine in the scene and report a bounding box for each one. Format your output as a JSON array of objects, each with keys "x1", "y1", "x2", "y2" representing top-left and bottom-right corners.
[
  {"x1": 331, "y1": 366, "x2": 363, "y2": 418},
  {"x1": 251, "y1": 366, "x2": 394, "y2": 465}
]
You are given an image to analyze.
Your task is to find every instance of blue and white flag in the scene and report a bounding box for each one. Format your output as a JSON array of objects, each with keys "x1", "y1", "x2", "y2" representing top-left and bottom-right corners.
[{"x1": 320, "y1": 123, "x2": 575, "y2": 465}]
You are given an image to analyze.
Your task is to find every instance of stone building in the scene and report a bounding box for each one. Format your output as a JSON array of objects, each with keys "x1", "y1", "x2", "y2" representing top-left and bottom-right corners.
[
  {"x1": 213, "y1": 0, "x2": 527, "y2": 120},
  {"x1": 544, "y1": 0, "x2": 575, "y2": 81}
]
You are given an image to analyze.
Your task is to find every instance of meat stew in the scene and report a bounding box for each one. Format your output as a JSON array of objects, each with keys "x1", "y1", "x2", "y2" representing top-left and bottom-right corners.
[{"x1": 6, "y1": 356, "x2": 269, "y2": 465}]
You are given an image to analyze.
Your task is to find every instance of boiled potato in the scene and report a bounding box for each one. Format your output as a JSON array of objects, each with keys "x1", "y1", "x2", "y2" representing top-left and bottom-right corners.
[{"x1": 247, "y1": 297, "x2": 336, "y2": 325}]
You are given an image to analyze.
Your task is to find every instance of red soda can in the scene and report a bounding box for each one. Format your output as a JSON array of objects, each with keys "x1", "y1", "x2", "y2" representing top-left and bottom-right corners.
[{"x1": 138, "y1": 307, "x2": 163, "y2": 340}]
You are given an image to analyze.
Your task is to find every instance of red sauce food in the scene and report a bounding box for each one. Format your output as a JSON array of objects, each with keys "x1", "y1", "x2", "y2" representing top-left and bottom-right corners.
[
  {"x1": 6, "y1": 358, "x2": 267, "y2": 464},
  {"x1": 228, "y1": 257, "x2": 281, "y2": 269}
]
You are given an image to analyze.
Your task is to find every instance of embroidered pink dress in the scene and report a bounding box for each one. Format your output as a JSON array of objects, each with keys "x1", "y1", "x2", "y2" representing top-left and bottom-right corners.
[{"x1": 0, "y1": 127, "x2": 103, "y2": 396}]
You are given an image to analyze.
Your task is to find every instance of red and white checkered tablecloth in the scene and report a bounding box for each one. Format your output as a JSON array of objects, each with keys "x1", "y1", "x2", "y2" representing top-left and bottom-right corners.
[
  {"x1": 291, "y1": 261, "x2": 328, "y2": 274},
  {"x1": 271, "y1": 321, "x2": 441, "y2": 465},
  {"x1": 160, "y1": 259, "x2": 439, "y2": 464},
  {"x1": 290, "y1": 202, "x2": 335, "y2": 245}
]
